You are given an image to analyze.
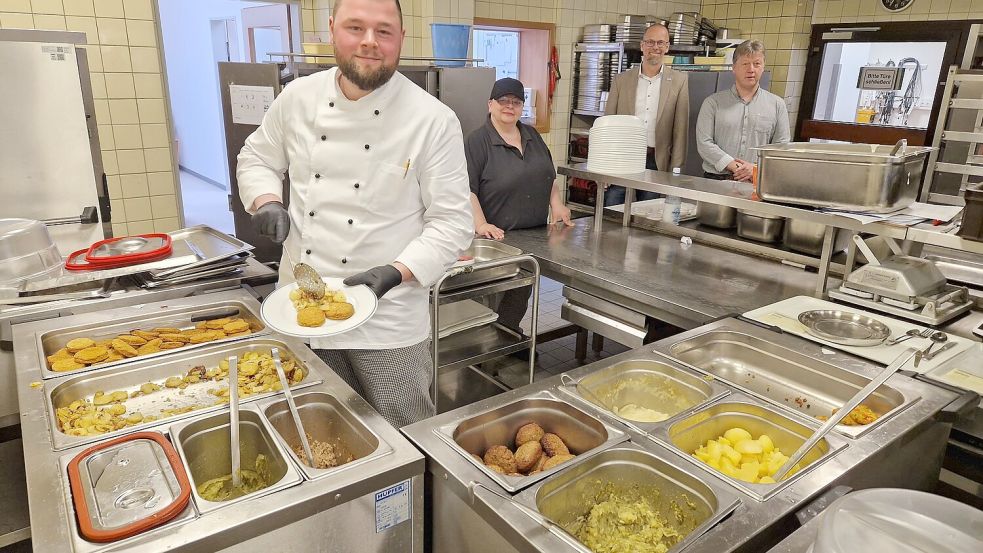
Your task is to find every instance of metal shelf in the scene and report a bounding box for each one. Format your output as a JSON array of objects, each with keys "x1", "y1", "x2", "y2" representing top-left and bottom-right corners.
[
  {"x1": 436, "y1": 323, "x2": 530, "y2": 373},
  {"x1": 569, "y1": 155, "x2": 588, "y2": 163},
  {"x1": 436, "y1": 272, "x2": 537, "y2": 305},
  {"x1": 572, "y1": 109, "x2": 605, "y2": 117}
]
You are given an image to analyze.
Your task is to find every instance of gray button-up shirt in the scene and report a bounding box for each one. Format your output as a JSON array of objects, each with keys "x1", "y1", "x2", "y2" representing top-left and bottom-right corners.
[{"x1": 696, "y1": 85, "x2": 790, "y2": 175}]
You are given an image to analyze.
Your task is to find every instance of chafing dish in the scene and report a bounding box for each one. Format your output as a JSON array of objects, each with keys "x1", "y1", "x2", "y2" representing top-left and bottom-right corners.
[
  {"x1": 431, "y1": 390, "x2": 629, "y2": 493},
  {"x1": 37, "y1": 298, "x2": 267, "y2": 379},
  {"x1": 513, "y1": 443, "x2": 741, "y2": 553},
  {"x1": 557, "y1": 357, "x2": 730, "y2": 432},
  {"x1": 753, "y1": 142, "x2": 932, "y2": 213},
  {"x1": 653, "y1": 397, "x2": 848, "y2": 501},
  {"x1": 666, "y1": 329, "x2": 916, "y2": 438},
  {"x1": 45, "y1": 337, "x2": 322, "y2": 450},
  {"x1": 170, "y1": 407, "x2": 302, "y2": 514},
  {"x1": 257, "y1": 391, "x2": 393, "y2": 481}
]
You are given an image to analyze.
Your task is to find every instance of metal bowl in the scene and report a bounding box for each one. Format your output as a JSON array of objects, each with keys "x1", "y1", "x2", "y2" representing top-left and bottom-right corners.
[
  {"x1": 798, "y1": 309, "x2": 891, "y2": 347},
  {"x1": 0, "y1": 218, "x2": 62, "y2": 285}
]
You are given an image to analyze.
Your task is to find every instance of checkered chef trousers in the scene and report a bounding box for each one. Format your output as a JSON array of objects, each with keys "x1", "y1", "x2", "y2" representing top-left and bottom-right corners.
[{"x1": 314, "y1": 340, "x2": 435, "y2": 428}]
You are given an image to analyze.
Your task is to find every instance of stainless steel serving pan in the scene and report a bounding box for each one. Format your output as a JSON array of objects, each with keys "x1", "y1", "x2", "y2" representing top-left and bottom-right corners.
[
  {"x1": 557, "y1": 357, "x2": 730, "y2": 434},
  {"x1": 513, "y1": 443, "x2": 741, "y2": 553},
  {"x1": 652, "y1": 395, "x2": 848, "y2": 501},
  {"x1": 256, "y1": 391, "x2": 393, "y2": 481},
  {"x1": 36, "y1": 298, "x2": 267, "y2": 379},
  {"x1": 737, "y1": 210, "x2": 784, "y2": 243},
  {"x1": 45, "y1": 337, "x2": 323, "y2": 450},
  {"x1": 431, "y1": 390, "x2": 629, "y2": 493},
  {"x1": 170, "y1": 406, "x2": 303, "y2": 514},
  {"x1": 753, "y1": 142, "x2": 933, "y2": 213},
  {"x1": 666, "y1": 328, "x2": 917, "y2": 438},
  {"x1": 441, "y1": 239, "x2": 523, "y2": 291}
]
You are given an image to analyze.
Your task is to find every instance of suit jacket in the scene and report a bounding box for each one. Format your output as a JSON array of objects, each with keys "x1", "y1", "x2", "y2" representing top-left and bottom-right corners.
[{"x1": 603, "y1": 65, "x2": 689, "y2": 171}]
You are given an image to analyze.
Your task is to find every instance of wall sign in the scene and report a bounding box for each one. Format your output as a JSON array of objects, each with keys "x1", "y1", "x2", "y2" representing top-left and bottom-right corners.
[{"x1": 857, "y1": 66, "x2": 905, "y2": 90}]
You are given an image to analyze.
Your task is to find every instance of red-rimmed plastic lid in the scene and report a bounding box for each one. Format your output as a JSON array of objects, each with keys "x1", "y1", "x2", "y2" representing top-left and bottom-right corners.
[
  {"x1": 67, "y1": 431, "x2": 191, "y2": 543},
  {"x1": 65, "y1": 234, "x2": 172, "y2": 271}
]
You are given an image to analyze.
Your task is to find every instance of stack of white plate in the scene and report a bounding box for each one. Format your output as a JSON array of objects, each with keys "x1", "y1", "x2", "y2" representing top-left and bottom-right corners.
[{"x1": 587, "y1": 115, "x2": 647, "y2": 174}]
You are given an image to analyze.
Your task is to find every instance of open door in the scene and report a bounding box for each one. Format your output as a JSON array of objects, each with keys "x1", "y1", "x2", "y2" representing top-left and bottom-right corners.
[{"x1": 242, "y1": 3, "x2": 299, "y2": 63}]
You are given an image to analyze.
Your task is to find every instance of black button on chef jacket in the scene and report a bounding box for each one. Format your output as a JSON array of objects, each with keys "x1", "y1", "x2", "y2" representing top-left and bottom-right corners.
[{"x1": 465, "y1": 116, "x2": 556, "y2": 231}]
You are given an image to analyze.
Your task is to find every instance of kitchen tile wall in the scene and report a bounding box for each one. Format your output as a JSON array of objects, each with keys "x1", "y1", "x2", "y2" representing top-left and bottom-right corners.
[
  {"x1": 814, "y1": 0, "x2": 983, "y2": 22},
  {"x1": 0, "y1": 0, "x2": 178, "y2": 237}
]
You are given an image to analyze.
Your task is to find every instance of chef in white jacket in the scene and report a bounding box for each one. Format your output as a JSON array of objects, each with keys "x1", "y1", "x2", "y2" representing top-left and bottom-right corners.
[{"x1": 237, "y1": 0, "x2": 473, "y2": 427}]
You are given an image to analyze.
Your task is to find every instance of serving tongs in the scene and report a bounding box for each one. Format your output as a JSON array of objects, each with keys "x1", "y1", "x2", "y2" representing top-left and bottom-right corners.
[
  {"x1": 229, "y1": 355, "x2": 242, "y2": 488},
  {"x1": 0, "y1": 277, "x2": 115, "y2": 306},
  {"x1": 772, "y1": 347, "x2": 919, "y2": 481},
  {"x1": 467, "y1": 481, "x2": 593, "y2": 553},
  {"x1": 272, "y1": 347, "x2": 314, "y2": 467}
]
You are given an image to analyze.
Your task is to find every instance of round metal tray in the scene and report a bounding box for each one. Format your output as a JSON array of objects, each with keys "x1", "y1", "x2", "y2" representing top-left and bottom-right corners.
[{"x1": 798, "y1": 309, "x2": 891, "y2": 347}]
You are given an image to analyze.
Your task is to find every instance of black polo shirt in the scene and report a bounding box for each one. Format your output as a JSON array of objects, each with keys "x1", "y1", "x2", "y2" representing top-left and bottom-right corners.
[{"x1": 465, "y1": 116, "x2": 557, "y2": 230}]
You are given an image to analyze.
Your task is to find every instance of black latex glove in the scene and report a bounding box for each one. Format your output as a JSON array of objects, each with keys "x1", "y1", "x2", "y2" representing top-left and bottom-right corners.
[
  {"x1": 344, "y1": 265, "x2": 403, "y2": 298},
  {"x1": 252, "y1": 202, "x2": 290, "y2": 244}
]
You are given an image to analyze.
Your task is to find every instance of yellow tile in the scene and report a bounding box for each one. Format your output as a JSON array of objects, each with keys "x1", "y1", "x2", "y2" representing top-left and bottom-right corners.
[
  {"x1": 92, "y1": 0, "x2": 122, "y2": 18},
  {"x1": 31, "y1": 0, "x2": 63, "y2": 14},
  {"x1": 153, "y1": 217, "x2": 180, "y2": 233},
  {"x1": 0, "y1": 1, "x2": 32, "y2": 12},
  {"x1": 109, "y1": 198, "x2": 126, "y2": 221},
  {"x1": 108, "y1": 98, "x2": 138, "y2": 123},
  {"x1": 101, "y1": 150, "x2": 118, "y2": 174},
  {"x1": 80, "y1": 43, "x2": 101, "y2": 69},
  {"x1": 122, "y1": 0, "x2": 153, "y2": 20},
  {"x1": 34, "y1": 14, "x2": 66, "y2": 29},
  {"x1": 111, "y1": 222, "x2": 128, "y2": 236},
  {"x1": 100, "y1": 44, "x2": 131, "y2": 71},
  {"x1": 96, "y1": 16, "x2": 126, "y2": 44},
  {"x1": 64, "y1": 0, "x2": 94, "y2": 16},
  {"x1": 0, "y1": 12, "x2": 34, "y2": 27},
  {"x1": 144, "y1": 147, "x2": 172, "y2": 172},
  {"x1": 106, "y1": 174, "x2": 121, "y2": 199},
  {"x1": 930, "y1": 0, "x2": 951, "y2": 11},
  {"x1": 952, "y1": 0, "x2": 971, "y2": 10},
  {"x1": 113, "y1": 124, "x2": 142, "y2": 149},
  {"x1": 89, "y1": 71, "x2": 106, "y2": 98},
  {"x1": 93, "y1": 98, "x2": 110, "y2": 123},
  {"x1": 137, "y1": 98, "x2": 165, "y2": 123},
  {"x1": 150, "y1": 194, "x2": 178, "y2": 218},
  {"x1": 123, "y1": 198, "x2": 152, "y2": 220},
  {"x1": 132, "y1": 72, "x2": 162, "y2": 97},
  {"x1": 766, "y1": 17, "x2": 780, "y2": 32},
  {"x1": 140, "y1": 123, "x2": 168, "y2": 148},
  {"x1": 120, "y1": 173, "x2": 149, "y2": 197},
  {"x1": 768, "y1": 0, "x2": 783, "y2": 16},
  {"x1": 65, "y1": 15, "x2": 96, "y2": 42},
  {"x1": 147, "y1": 171, "x2": 175, "y2": 195},
  {"x1": 126, "y1": 219, "x2": 155, "y2": 234},
  {"x1": 116, "y1": 148, "x2": 145, "y2": 173},
  {"x1": 125, "y1": 18, "x2": 155, "y2": 47},
  {"x1": 97, "y1": 124, "x2": 113, "y2": 149},
  {"x1": 129, "y1": 46, "x2": 159, "y2": 72},
  {"x1": 104, "y1": 72, "x2": 134, "y2": 97}
]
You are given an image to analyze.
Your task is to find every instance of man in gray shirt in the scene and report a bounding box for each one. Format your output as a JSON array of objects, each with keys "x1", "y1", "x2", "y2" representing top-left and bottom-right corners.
[{"x1": 696, "y1": 40, "x2": 790, "y2": 181}]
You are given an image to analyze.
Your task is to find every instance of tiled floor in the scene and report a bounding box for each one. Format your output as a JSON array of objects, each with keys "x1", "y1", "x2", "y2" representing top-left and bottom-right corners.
[
  {"x1": 480, "y1": 276, "x2": 631, "y2": 389},
  {"x1": 179, "y1": 170, "x2": 236, "y2": 235}
]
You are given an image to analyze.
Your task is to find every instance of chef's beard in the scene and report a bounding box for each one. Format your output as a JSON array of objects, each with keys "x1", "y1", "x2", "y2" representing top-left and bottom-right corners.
[{"x1": 337, "y1": 55, "x2": 396, "y2": 91}]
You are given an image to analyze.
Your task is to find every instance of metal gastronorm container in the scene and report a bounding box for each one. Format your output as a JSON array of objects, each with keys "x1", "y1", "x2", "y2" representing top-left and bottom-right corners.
[
  {"x1": 45, "y1": 337, "x2": 322, "y2": 450},
  {"x1": 753, "y1": 142, "x2": 933, "y2": 213},
  {"x1": 442, "y1": 239, "x2": 523, "y2": 291}
]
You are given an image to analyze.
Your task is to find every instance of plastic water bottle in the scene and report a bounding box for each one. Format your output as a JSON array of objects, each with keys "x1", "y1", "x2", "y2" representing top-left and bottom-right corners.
[{"x1": 663, "y1": 167, "x2": 683, "y2": 224}]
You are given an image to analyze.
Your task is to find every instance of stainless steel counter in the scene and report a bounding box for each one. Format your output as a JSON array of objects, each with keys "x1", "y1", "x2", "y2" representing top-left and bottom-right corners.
[
  {"x1": 13, "y1": 291, "x2": 424, "y2": 552},
  {"x1": 403, "y1": 317, "x2": 959, "y2": 553},
  {"x1": 503, "y1": 217, "x2": 817, "y2": 329}
]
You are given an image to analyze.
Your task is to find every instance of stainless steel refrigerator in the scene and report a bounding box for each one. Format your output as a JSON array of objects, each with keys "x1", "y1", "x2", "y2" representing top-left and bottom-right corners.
[
  {"x1": 0, "y1": 29, "x2": 110, "y2": 252},
  {"x1": 219, "y1": 62, "x2": 494, "y2": 262}
]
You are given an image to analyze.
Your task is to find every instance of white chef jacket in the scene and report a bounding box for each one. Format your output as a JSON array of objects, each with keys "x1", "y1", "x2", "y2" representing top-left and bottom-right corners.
[{"x1": 237, "y1": 68, "x2": 474, "y2": 349}]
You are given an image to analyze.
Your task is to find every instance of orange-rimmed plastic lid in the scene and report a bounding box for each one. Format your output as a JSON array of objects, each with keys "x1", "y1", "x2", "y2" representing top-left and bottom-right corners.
[{"x1": 67, "y1": 431, "x2": 191, "y2": 543}]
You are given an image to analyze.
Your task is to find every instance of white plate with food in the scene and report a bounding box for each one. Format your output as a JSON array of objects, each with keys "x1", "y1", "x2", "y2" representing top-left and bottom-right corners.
[{"x1": 260, "y1": 277, "x2": 378, "y2": 338}]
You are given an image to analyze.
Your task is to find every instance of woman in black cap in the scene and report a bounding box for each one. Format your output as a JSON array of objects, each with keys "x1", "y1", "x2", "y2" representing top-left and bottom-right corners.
[{"x1": 464, "y1": 77, "x2": 572, "y2": 334}]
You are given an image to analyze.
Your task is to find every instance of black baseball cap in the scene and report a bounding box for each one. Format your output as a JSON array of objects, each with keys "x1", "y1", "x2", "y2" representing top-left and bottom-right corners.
[{"x1": 489, "y1": 78, "x2": 525, "y2": 101}]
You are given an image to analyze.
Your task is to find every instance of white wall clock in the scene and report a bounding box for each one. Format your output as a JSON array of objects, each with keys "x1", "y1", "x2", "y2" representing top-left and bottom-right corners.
[{"x1": 881, "y1": 0, "x2": 915, "y2": 12}]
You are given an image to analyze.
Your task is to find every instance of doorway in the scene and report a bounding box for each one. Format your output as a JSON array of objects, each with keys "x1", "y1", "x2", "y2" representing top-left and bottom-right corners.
[{"x1": 157, "y1": 0, "x2": 301, "y2": 236}]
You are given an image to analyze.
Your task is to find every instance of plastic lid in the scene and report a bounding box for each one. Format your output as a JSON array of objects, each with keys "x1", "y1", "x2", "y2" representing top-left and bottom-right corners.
[
  {"x1": 812, "y1": 488, "x2": 983, "y2": 553},
  {"x1": 68, "y1": 432, "x2": 191, "y2": 542}
]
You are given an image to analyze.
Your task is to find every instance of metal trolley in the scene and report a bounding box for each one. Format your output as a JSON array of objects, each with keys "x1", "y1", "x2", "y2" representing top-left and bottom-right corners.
[{"x1": 430, "y1": 245, "x2": 540, "y2": 413}]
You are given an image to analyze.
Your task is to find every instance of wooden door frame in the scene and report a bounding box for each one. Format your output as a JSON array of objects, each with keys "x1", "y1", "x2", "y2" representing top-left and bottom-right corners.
[{"x1": 796, "y1": 20, "x2": 974, "y2": 145}]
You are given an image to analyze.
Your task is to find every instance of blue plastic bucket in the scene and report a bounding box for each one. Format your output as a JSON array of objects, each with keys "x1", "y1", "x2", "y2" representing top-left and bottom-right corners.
[{"x1": 430, "y1": 23, "x2": 471, "y2": 67}]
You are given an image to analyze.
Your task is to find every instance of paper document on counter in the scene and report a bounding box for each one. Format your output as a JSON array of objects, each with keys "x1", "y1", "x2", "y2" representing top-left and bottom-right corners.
[{"x1": 819, "y1": 202, "x2": 964, "y2": 226}]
